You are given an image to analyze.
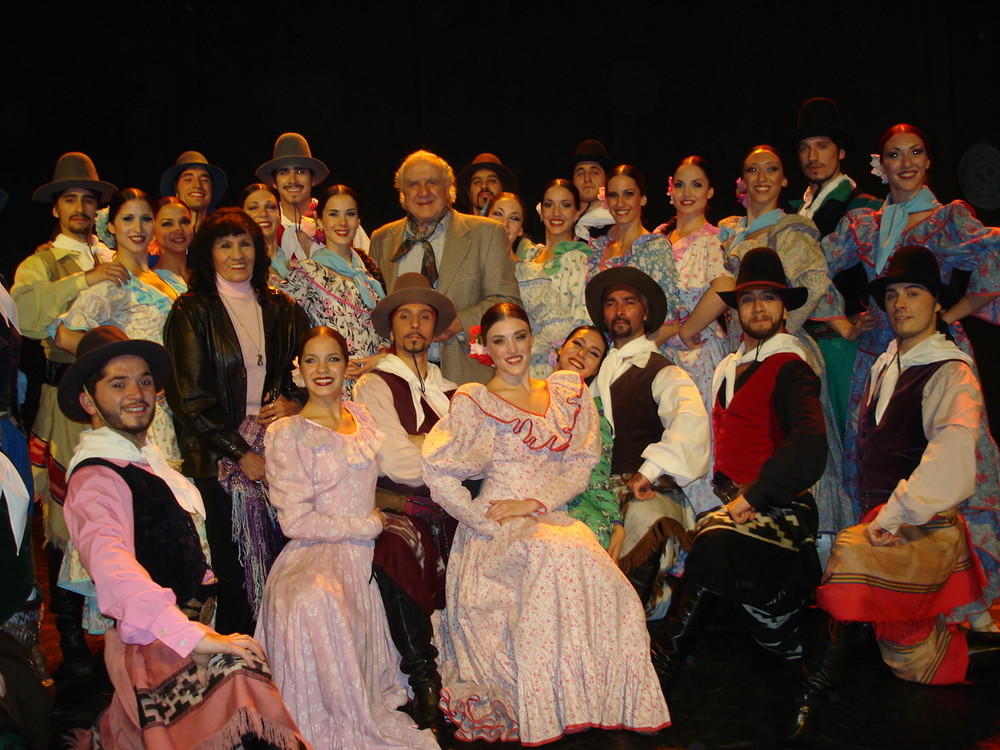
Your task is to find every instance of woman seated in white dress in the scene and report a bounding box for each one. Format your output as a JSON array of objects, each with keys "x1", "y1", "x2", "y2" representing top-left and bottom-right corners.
[
  {"x1": 421, "y1": 303, "x2": 669, "y2": 745},
  {"x1": 257, "y1": 326, "x2": 437, "y2": 750}
]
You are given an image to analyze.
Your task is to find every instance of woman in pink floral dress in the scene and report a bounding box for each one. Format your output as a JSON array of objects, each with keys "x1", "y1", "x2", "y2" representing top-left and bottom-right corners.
[
  {"x1": 258, "y1": 327, "x2": 437, "y2": 750},
  {"x1": 421, "y1": 303, "x2": 669, "y2": 745}
]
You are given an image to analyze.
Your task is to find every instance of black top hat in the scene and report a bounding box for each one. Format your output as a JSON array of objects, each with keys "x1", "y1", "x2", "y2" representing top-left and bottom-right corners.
[
  {"x1": 787, "y1": 97, "x2": 857, "y2": 153},
  {"x1": 159, "y1": 151, "x2": 229, "y2": 207},
  {"x1": 255, "y1": 133, "x2": 329, "y2": 184},
  {"x1": 455, "y1": 153, "x2": 518, "y2": 211},
  {"x1": 557, "y1": 139, "x2": 612, "y2": 176},
  {"x1": 867, "y1": 245, "x2": 956, "y2": 311},
  {"x1": 370, "y1": 273, "x2": 458, "y2": 339},
  {"x1": 58, "y1": 326, "x2": 173, "y2": 423},
  {"x1": 718, "y1": 247, "x2": 809, "y2": 311},
  {"x1": 585, "y1": 266, "x2": 667, "y2": 334},
  {"x1": 33, "y1": 152, "x2": 117, "y2": 204}
]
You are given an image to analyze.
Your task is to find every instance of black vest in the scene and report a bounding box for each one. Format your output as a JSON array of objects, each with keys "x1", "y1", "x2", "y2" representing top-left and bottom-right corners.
[
  {"x1": 857, "y1": 360, "x2": 959, "y2": 514},
  {"x1": 74, "y1": 458, "x2": 209, "y2": 617},
  {"x1": 608, "y1": 353, "x2": 672, "y2": 476}
]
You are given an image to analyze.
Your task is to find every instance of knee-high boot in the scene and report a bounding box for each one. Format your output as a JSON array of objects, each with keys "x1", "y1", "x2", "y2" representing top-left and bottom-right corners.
[
  {"x1": 784, "y1": 609, "x2": 863, "y2": 745},
  {"x1": 373, "y1": 565, "x2": 443, "y2": 729},
  {"x1": 46, "y1": 543, "x2": 96, "y2": 678},
  {"x1": 650, "y1": 583, "x2": 718, "y2": 686}
]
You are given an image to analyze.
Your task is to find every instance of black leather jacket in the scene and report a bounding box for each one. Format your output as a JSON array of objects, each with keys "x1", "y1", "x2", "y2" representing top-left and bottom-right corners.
[{"x1": 164, "y1": 286, "x2": 308, "y2": 478}]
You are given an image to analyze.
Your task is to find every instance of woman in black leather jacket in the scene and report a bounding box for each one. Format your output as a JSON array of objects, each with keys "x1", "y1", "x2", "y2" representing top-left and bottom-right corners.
[{"x1": 164, "y1": 208, "x2": 308, "y2": 634}]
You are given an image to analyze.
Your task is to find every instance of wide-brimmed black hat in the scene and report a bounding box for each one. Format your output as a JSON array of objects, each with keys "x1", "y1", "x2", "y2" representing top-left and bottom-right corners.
[
  {"x1": 159, "y1": 150, "x2": 228, "y2": 207},
  {"x1": 556, "y1": 139, "x2": 612, "y2": 176},
  {"x1": 370, "y1": 273, "x2": 458, "y2": 339},
  {"x1": 255, "y1": 133, "x2": 329, "y2": 184},
  {"x1": 33, "y1": 152, "x2": 117, "y2": 204},
  {"x1": 718, "y1": 247, "x2": 809, "y2": 311},
  {"x1": 455, "y1": 153, "x2": 518, "y2": 211},
  {"x1": 867, "y1": 245, "x2": 956, "y2": 311},
  {"x1": 58, "y1": 326, "x2": 173, "y2": 423},
  {"x1": 585, "y1": 266, "x2": 667, "y2": 334},
  {"x1": 787, "y1": 97, "x2": 857, "y2": 153}
]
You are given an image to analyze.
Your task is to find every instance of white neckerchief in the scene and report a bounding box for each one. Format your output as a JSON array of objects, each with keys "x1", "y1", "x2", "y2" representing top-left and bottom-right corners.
[
  {"x1": 867, "y1": 332, "x2": 973, "y2": 423},
  {"x1": 575, "y1": 204, "x2": 614, "y2": 240},
  {"x1": 713, "y1": 332, "x2": 807, "y2": 407},
  {"x1": 374, "y1": 354, "x2": 456, "y2": 421},
  {"x1": 279, "y1": 209, "x2": 323, "y2": 262},
  {"x1": 67, "y1": 427, "x2": 205, "y2": 517},
  {"x1": 593, "y1": 335, "x2": 659, "y2": 432},
  {"x1": 0, "y1": 286, "x2": 18, "y2": 331},
  {"x1": 799, "y1": 173, "x2": 856, "y2": 219},
  {"x1": 51, "y1": 233, "x2": 105, "y2": 271},
  {"x1": 0, "y1": 453, "x2": 29, "y2": 554}
]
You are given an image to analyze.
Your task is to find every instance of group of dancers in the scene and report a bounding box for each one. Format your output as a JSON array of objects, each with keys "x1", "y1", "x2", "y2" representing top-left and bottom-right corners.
[{"x1": 1, "y1": 95, "x2": 999, "y2": 749}]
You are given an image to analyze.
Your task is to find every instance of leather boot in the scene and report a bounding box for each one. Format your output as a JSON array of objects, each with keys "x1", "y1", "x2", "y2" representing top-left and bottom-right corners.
[
  {"x1": 622, "y1": 544, "x2": 663, "y2": 610},
  {"x1": 966, "y1": 629, "x2": 1000, "y2": 678},
  {"x1": 650, "y1": 583, "x2": 718, "y2": 686},
  {"x1": 46, "y1": 544, "x2": 97, "y2": 679},
  {"x1": 784, "y1": 611, "x2": 862, "y2": 745},
  {"x1": 373, "y1": 566, "x2": 443, "y2": 730}
]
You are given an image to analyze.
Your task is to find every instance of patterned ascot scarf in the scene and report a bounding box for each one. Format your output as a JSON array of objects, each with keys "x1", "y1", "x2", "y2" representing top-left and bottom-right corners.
[{"x1": 390, "y1": 210, "x2": 448, "y2": 286}]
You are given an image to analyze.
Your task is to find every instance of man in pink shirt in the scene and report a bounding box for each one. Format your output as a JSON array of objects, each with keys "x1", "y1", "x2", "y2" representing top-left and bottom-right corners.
[{"x1": 57, "y1": 326, "x2": 304, "y2": 749}]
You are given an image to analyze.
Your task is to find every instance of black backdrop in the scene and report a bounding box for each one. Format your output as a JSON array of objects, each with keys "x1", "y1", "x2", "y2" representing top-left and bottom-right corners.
[{"x1": 2, "y1": 1, "x2": 999, "y2": 420}]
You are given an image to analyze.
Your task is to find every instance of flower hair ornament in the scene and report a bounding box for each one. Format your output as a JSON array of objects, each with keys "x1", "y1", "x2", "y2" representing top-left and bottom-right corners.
[
  {"x1": 290, "y1": 356, "x2": 305, "y2": 388},
  {"x1": 468, "y1": 325, "x2": 494, "y2": 367},
  {"x1": 735, "y1": 177, "x2": 748, "y2": 208},
  {"x1": 870, "y1": 154, "x2": 888, "y2": 184}
]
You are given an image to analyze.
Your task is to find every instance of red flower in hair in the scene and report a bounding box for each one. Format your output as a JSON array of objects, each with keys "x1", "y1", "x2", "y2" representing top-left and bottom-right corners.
[{"x1": 468, "y1": 325, "x2": 494, "y2": 366}]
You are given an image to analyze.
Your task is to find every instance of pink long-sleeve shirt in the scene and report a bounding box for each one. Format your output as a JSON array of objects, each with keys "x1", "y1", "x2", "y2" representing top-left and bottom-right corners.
[{"x1": 64, "y1": 460, "x2": 211, "y2": 657}]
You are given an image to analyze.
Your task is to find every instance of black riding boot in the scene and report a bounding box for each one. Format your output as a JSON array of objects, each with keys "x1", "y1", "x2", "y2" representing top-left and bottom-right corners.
[
  {"x1": 373, "y1": 565, "x2": 443, "y2": 730},
  {"x1": 784, "y1": 610, "x2": 862, "y2": 745},
  {"x1": 46, "y1": 543, "x2": 97, "y2": 678},
  {"x1": 966, "y1": 629, "x2": 1000, "y2": 679},
  {"x1": 622, "y1": 544, "x2": 663, "y2": 610},
  {"x1": 650, "y1": 583, "x2": 718, "y2": 686}
]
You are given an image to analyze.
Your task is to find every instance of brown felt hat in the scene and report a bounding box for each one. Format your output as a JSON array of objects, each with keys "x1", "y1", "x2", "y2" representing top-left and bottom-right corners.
[
  {"x1": 255, "y1": 133, "x2": 329, "y2": 184},
  {"x1": 58, "y1": 327, "x2": 172, "y2": 423},
  {"x1": 33, "y1": 152, "x2": 117, "y2": 204},
  {"x1": 370, "y1": 273, "x2": 458, "y2": 339}
]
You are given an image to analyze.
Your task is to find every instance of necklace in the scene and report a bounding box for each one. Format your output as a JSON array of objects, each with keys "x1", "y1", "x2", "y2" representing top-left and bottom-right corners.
[{"x1": 220, "y1": 294, "x2": 266, "y2": 367}]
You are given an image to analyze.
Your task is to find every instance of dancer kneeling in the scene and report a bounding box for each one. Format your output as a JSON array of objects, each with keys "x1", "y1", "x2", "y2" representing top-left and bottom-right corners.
[
  {"x1": 59, "y1": 327, "x2": 304, "y2": 749},
  {"x1": 421, "y1": 302, "x2": 669, "y2": 745},
  {"x1": 788, "y1": 247, "x2": 1000, "y2": 742},
  {"x1": 257, "y1": 326, "x2": 438, "y2": 749},
  {"x1": 655, "y1": 248, "x2": 827, "y2": 680}
]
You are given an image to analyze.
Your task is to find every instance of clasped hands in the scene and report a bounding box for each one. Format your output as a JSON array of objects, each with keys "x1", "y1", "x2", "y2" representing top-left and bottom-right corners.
[{"x1": 485, "y1": 498, "x2": 542, "y2": 523}]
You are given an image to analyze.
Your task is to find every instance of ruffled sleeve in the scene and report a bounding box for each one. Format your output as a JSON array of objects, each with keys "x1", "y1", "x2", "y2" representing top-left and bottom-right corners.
[
  {"x1": 421, "y1": 385, "x2": 501, "y2": 537},
  {"x1": 770, "y1": 215, "x2": 843, "y2": 328},
  {"x1": 51, "y1": 280, "x2": 127, "y2": 337},
  {"x1": 821, "y1": 208, "x2": 876, "y2": 277},
  {"x1": 932, "y1": 202, "x2": 1000, "y2": 324},
  {"x1": 537, "y1": 372, "x2": 601, "y2": 513},
  {"x1": 264, "y1": 416, "x2": 383, "y2": 542}
]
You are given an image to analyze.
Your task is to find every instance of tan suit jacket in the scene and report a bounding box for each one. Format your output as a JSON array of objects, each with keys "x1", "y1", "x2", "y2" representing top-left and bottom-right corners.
[{"x1": 370, "y1": 209, "x2": 520, "y2": 385}]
